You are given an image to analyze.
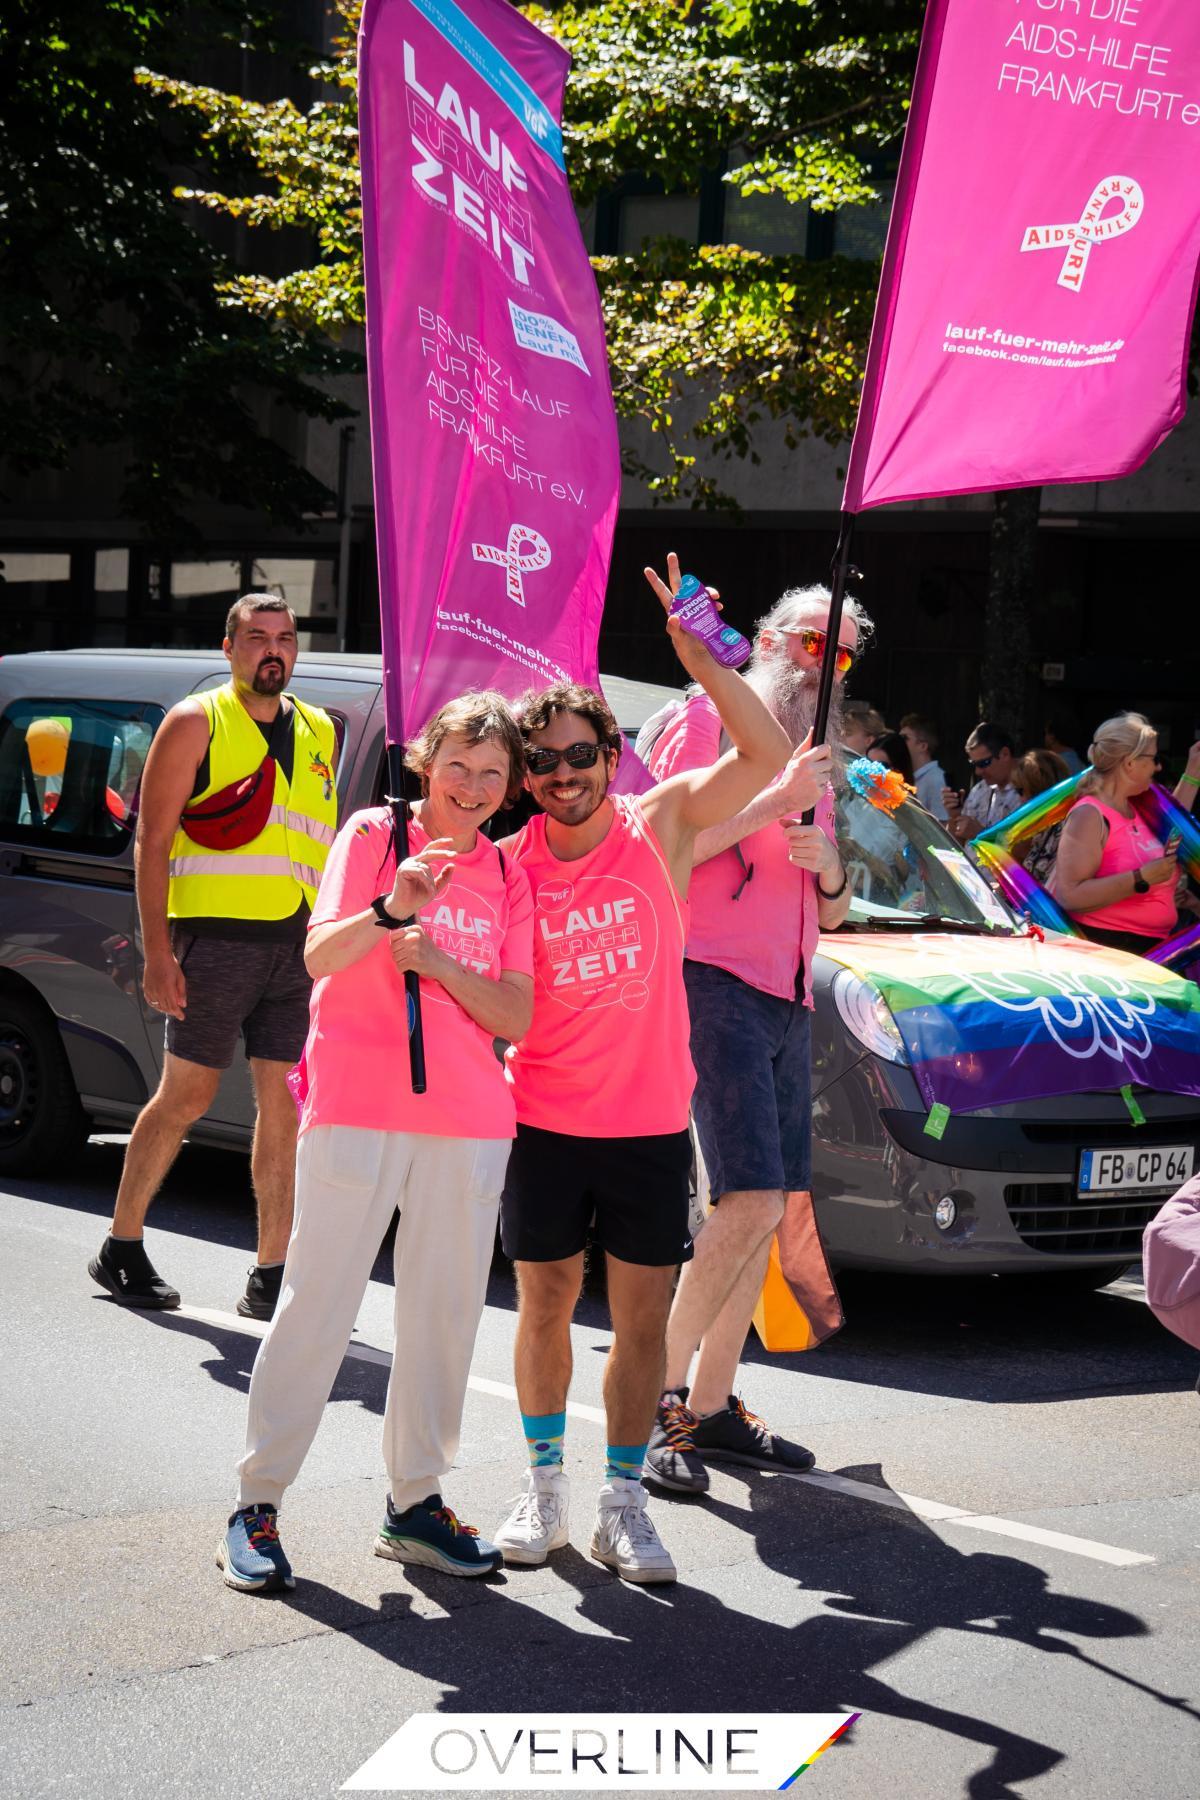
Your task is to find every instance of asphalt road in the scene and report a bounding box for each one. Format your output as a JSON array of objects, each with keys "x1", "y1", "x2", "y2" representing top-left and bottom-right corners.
[{"x1": 1, "y1": 1138, "x2": 1197, "y2": 1800}]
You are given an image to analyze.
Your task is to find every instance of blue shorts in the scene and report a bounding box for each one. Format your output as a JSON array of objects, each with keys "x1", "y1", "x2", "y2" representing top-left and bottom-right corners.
[{"x1": 684, "y1": 959, "x2": 813, "y2": 1199}]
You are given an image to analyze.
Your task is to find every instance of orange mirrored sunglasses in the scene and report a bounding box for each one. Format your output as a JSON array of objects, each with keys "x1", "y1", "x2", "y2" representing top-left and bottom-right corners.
[{"x1": 784, "y1": 627, "x2": 856, "y2": 677}]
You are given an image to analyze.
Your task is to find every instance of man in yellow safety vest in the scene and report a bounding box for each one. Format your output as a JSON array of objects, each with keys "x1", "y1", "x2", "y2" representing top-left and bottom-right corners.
[{"x1": 88, "y1": 595, "x2": 338, "y2": 1318}]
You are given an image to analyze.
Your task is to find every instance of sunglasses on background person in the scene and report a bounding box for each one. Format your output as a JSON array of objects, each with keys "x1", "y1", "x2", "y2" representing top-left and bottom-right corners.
[
  {"x1": 969, "y1": 753, "x2": 996, "y2": 772},
  {"x1": 525, "y1": 741, "x2": 609, "y2": 775},
  {"x1": 780, "y1": 627, "x2": 856, "y2": 678}
]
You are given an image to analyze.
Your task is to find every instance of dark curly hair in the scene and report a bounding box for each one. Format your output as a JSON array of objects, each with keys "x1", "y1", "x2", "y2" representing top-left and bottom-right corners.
[{"x1": 518, "y1": 682, "x2": 623, "y2": 757}]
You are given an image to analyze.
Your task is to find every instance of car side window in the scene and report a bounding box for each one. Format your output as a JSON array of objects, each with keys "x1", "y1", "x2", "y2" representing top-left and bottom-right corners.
[{"x1": 0, "y1": 699, "x2": 165, "y2": 854}]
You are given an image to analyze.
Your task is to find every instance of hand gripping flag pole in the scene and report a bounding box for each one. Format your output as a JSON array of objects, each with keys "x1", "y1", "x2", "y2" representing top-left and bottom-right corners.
[
  {"x1": 385, "y1": 741, "x2": 427, "y2": 1096},
  {"x1": 799, "y1": 512, "x2": 859, "y2": 826}
]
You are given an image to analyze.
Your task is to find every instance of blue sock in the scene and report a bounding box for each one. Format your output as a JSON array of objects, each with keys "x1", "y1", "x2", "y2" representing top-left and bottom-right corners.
[
  {"x1": 522, "y1": 1410, "x2": 565, "y2": 1468},
  {"x1": 605, "y1": 1442, "x2": 646, "y2": 1483}
]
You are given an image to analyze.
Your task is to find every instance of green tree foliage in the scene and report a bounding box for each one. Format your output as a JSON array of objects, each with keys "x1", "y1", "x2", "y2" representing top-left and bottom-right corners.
[
  {"x1": 0, "y1": 1, "x2": 354, "y2": 535},
  {"x1": 137, "y1": 0, "x2": 924, "y2": 508}
]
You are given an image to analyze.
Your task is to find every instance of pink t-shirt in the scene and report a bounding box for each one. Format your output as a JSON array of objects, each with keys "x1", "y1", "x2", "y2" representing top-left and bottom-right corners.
[
  {"x1": 649, "y1": 693, "x2": 835, "y2": 1005},
  {"x1": 300, "y1": 808, "x2": 534, "y2": 1140},
  {"x1": 1069, "y1": 796, "x2": 1177, "y2": 939},
  {"x1": 503, "y1": 796, "x2": 695, "y2": 1138}
]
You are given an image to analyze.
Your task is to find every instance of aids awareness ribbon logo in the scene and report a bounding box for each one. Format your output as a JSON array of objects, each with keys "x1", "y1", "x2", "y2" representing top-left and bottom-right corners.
[
  {"x1": 471, "y1": 523, "x2": 552, "y2": 607},
  {"x1": 1019, "y1": 176, "x2": 1144, "y2": 293}
]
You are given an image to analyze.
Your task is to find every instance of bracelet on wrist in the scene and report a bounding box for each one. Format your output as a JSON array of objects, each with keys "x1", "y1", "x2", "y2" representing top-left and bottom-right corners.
[
  {"x1": 1181, "y1": 772, "x2": 1200, "y2": 788},
  {"x1": 817, "y1": 866, "x2": 848, "y2": 902},
  {"x1": 371, "y1": 895, "x2": 406, "y2": 930}
]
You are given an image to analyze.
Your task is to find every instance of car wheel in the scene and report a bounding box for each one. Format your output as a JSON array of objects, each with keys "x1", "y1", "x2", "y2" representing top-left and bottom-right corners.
[{"x1": 0, "y1": 992, "x2": 89, "y2": 1177}]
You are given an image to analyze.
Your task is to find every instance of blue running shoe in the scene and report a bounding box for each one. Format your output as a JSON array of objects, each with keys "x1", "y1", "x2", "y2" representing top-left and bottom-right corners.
[
  {"x1": 375, "y1": 1494, "x2": 502, "y2": 1578},
  {"x1": 217, "y1": 1505, "x2": 295, "y2": 1592}
]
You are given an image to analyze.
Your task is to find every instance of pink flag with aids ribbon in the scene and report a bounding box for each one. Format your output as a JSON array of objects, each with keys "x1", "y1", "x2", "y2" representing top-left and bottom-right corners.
[
  {"x1": 843, "y1": 0, "x2": 1200, "y2": 511},
  {"x1": 358, "y1": 0, "x2": 620, "y2": 740}
]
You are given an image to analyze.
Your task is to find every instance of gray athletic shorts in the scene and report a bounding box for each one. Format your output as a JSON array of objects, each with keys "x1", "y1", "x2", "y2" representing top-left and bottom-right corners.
[{"x1": 165, "y1": 930, "x2": 312, "y2": 1069}]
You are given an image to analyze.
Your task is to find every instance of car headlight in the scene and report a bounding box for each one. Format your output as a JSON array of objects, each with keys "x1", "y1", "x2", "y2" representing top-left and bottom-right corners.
[{"x1": 831, "y1": 968, "x2": 910, "y2": 1066}]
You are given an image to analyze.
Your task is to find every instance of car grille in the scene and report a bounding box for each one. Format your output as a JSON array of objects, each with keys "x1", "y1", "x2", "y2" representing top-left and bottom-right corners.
[{"x1": 1004, "y1": 1182, "x2": 1161, "y2": 1256}]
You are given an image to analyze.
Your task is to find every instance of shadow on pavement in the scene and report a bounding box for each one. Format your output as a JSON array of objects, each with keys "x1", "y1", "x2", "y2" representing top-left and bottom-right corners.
[{"x1": 273, "y1": 1461, "x2": 1195, "y2": 1800}]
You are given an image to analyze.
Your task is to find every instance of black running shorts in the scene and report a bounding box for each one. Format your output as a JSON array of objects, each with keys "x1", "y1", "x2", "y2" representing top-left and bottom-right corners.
[
  {"x1": 165, "y1": 929, "x2": 312, "y2": 1069},
  {"x1": 500, "y1": 1122, "x2": 694, "y2": 1268}
]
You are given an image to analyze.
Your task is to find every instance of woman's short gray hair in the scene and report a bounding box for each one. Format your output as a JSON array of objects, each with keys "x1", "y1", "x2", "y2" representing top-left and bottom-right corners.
[
  {"x1": 755, "y1": 584, "x2": 875, "y2": 652},
  {"x1": 1085, "y1": 711, "x2": 1157, "y2": 780}
]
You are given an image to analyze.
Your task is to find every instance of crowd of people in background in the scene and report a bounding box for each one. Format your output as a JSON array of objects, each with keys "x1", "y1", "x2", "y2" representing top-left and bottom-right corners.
[{"x1": 838, "y1": 694, "x2": 1200, "y2": 961}]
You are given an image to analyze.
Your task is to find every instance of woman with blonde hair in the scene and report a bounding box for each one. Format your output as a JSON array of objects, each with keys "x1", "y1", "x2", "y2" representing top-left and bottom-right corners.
[{"x1": 1053, "y1": 712, "x2": 1179, "y2": 954}]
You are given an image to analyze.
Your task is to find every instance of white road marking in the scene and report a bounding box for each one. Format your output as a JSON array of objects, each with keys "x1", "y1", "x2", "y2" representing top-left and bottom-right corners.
[{"x1": 172, "y1": 1304, "x2": 1154, "y2": 1569}]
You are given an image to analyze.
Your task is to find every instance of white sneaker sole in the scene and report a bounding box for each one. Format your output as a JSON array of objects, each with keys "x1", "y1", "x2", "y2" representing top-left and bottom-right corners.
[
  {"x1": 215, "y1": 1540, "x2": 295, "y2": 1592},
  {"x1": 496, "y1": 1521, "x2": 570, "y2": 1567},
  {"x1": 589, "y1": 1538, "x2": 677, "y2": 1584},
  {"x1": 374, "y1": 1533, "x2": 499, "y2": 1578}
]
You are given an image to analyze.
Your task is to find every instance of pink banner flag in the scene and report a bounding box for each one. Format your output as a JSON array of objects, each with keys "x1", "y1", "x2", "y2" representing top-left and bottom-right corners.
[
  {"x1": 358, "y1": 0, "x2": 620, "y2": 740},
  {"x1": 844, "y1": 0, "x2": 1200, "y2": 511}
]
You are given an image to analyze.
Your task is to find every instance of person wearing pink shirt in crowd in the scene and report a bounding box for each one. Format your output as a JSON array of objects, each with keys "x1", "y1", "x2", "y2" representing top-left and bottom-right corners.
[
  {"x1": 492, "y1": 557, "x2": 792, "y2": 1584},
  {"x1": 642, "y1": 584, "x2": 865, "y2": 1495},
  {"x1": 218, "y1": 693, "x2": 534, "y2": 1593}
]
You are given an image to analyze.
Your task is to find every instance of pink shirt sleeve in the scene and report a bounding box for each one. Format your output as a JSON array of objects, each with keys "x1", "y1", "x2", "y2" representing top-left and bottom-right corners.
[
  {"x1": 310, "y1": 810, "x2": 388, "y2": 928},
  {"x1": 647, "y1": 694, "x2": 721, "y2": 782},
  {"x1": 500, "y1": 860, "x2": 535, "y2": 979}
]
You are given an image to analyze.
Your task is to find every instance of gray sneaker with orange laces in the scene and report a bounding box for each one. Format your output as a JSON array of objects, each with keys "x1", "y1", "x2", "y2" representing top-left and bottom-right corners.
[{"x1": 643, "y1": 1387, "x2": 710, "y2": 1494}]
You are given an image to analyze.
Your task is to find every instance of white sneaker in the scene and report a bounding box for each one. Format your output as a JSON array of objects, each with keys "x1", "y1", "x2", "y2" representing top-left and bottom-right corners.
[
  {"x1": 590, "y1": 1477, "x2": 677, "y2": 1584},
  {"x1": 493, "y1": 1466, "x2": 570, "y2": 1566}
]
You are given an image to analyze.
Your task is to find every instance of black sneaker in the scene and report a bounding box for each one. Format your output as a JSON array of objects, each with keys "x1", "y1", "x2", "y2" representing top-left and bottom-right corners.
[
  {"x1": 375, "y1": 1494, "x2": 503, "y2": 1578},
  {"x1": 238, "y1": 1264, "x2": 284, "y2": 1321},
  {"x1": 644, "y1": 1387, "x2": 710, "y2": 1494},
  {"x1": 690, "y1": 1395, "x2": 816, "y2": 1473},
  {"x1": 88, "y1": 1237, "x2": 180, "y2": 1310}
]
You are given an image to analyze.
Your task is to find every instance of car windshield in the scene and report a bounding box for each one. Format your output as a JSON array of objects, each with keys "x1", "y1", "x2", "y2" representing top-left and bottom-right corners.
[{"x1": 834, "y1": 788, "x2": 1020, "y2": 934}]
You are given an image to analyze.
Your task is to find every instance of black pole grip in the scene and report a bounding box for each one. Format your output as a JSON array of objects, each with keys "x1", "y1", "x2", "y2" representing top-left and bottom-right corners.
[
  {"x1": 800, "y1": 511, "x2": 858, "y2": 828},
  {"x1": 386, "y1": 741, "x2": 427, "y2": 1095}
]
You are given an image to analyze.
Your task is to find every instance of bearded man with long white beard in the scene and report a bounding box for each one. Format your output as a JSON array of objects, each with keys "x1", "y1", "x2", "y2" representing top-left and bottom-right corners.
[{"x1": 643, "y1": 582, "x2": 870, "y2": 1493}]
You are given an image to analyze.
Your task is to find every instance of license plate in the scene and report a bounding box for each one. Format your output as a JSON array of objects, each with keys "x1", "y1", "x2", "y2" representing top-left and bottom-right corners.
[{"x1": 1078, "y1": 1144, "x2": 1195, "y2": 1196}]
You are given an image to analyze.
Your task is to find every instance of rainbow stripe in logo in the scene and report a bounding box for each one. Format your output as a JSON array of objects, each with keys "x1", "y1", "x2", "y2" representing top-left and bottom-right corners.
[{"x1": 778, "y1": 1712, "x2": 861, "y2": 1786}]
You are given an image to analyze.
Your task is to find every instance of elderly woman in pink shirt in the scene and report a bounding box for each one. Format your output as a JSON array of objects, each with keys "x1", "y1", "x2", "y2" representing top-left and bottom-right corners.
[{"x1": 1054, "y1": 712, "x2": 1179, "y2": 956}]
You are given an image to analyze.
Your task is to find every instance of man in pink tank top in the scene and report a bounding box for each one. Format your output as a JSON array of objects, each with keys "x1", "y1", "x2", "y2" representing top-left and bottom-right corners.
[
  {"x1": 493, "y1": 555, "x2": 798, "y2": 1584},
  {"x1": 642, "y1": 583, "x2": 864, "y2": 1497}
]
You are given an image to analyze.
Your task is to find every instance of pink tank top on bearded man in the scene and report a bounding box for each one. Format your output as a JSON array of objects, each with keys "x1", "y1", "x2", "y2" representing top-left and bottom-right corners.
[
  {"x1": 1067, "y1": 795, "x2": 1177, "y2": 940},
  {"x1": 504, "y1": 796, "x2": 695, "y2": 1138}
]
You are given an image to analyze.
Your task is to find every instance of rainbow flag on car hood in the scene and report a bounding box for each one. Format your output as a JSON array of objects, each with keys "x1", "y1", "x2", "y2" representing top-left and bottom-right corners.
[{"x1": 820, "y1": 930, "x2": 1200, "y2": 1116}]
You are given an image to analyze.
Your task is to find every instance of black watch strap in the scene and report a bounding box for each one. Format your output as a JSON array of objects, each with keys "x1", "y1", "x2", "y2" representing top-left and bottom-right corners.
[
  {"x1": 1132, "y1": 868, "x2": 1149, "y2": 894},
  {"x1": 371, "y1": 896, "x2": 405, "y2": 930},
  {"x1": 817, "y1": 866, "x2": 848, "y2": 902}
]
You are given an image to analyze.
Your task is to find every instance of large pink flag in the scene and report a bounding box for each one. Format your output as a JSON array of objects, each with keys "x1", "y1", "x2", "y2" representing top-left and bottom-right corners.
[
  {"x1": 844, "y1": 0, "x2": 1200, "y2": 511},
  {"x1": 358, "y1": 0, "x2": 620, "y2": 740}
]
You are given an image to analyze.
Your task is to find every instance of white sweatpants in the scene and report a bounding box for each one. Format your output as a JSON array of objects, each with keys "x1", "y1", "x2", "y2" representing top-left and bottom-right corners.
[{"x1": 236, "y1": 1124, "x2": 510, "y2": 1513}]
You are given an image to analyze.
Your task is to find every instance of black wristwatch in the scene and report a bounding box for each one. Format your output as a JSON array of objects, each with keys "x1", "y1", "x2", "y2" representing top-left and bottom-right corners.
[
  {"x1": 371, "y1": 895, "x2": 405, "y2": 930},
  {"x1": 818, "y1": 864, "x2": 849, "y2": 902},
  {"x1": 1131, "y1": 867, "x2": 1150, "y2": 895}
]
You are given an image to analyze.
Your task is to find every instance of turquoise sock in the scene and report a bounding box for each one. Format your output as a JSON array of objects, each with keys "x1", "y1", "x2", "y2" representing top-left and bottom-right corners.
[
  {"x1": 605, "y1": 1442, "x2": 646, "y2": 1482},
  {"x1": 522, "y1": 1410, "x2": 565, "y2": 1468}
]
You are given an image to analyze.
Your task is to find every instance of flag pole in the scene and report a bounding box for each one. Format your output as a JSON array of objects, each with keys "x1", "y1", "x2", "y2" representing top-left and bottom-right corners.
[
  {"x1": 801, "y1": 510, "x2": 859, "y2": 825},
  {"x1": 385, "y1": 739, "x2": 428, "y2": 1096}
]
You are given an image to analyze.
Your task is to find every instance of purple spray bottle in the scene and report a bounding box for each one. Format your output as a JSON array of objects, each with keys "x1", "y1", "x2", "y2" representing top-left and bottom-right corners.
[{"x1": 668, "y1": 574, "x2": 752, "y2": 669}]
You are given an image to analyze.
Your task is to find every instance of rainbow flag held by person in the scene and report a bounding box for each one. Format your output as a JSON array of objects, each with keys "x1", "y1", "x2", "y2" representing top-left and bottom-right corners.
[{"x1": 973, "y1": 778, "x2": 1200, "y2": 970}]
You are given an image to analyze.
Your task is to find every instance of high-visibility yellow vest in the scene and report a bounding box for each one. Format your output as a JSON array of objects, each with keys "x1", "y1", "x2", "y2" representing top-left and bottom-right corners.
[{"x1": 168, "y1": 684, "x2": 338, "y2": 921}]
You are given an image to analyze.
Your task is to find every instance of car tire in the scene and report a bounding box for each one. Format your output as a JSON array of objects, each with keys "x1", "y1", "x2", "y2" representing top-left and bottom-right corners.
[{"x1": 0, "y1": 991, "x2": 89, "y2": 1177}]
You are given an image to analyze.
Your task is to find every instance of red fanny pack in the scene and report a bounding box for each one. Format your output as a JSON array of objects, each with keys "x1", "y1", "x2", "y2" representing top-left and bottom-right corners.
[{"x1": 180, "y1": 759, "x2": 277, "y2": 850}]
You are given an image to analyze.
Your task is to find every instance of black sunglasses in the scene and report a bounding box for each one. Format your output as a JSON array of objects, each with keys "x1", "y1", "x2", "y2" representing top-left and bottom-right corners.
[
  {"x1": 969, "y1": 754, "x2": 995, "y2": 772},
  {"x1": 525, "y1": 741, "x2": 607, "y2": 775}
]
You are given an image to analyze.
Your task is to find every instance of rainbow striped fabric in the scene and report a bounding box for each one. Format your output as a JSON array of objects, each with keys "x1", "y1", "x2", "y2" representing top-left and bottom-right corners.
[
  {"x1": 973, "y1": 777, "x2": 1200, "y2": 969},
  {"x1": 822, "y1": 931, "x2": 1200, "y2": 1115}
]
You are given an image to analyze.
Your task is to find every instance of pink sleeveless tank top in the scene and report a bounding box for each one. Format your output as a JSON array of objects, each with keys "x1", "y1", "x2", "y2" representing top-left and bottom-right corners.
[
  {"x1": 1071, "y1": 795, "x2": 1176, "y2": 939},
  {"x1": 504, "y1": 796, "x2": 696, "y2": 1137}
]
